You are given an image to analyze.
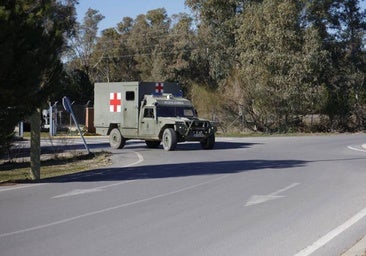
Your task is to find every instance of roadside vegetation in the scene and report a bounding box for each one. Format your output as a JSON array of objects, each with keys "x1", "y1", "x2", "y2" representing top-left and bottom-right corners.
[
  {"x1": 0, "y1": 1, "x2": 365, "y2": 180},
  {"x1": 0, "y1": 151, "x2": 111, "y2": 184},
  {"x1": 62, "y1": 0, "x2": 365, "y2": 134}
]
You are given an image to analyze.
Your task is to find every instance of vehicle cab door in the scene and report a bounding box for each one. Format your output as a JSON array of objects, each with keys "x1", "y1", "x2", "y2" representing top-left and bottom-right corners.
[{"x1": 140, "y1": 107, "x2": 156, "y2": 136}]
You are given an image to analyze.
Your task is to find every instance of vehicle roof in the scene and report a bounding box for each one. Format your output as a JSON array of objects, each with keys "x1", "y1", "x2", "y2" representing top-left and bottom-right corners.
[{"x1": 144, "y1": 94, "x2": 193, "y2": 107}]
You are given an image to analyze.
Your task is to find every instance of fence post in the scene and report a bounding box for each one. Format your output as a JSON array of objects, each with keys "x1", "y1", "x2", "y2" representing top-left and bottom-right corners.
[{"x1": 18, "y1": 121, "x2": 24, "y2": 138}]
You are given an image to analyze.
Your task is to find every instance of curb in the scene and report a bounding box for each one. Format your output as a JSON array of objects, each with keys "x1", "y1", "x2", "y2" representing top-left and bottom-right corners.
[{"x1": 342, "y1": 234, "x2": 366, "y2": 256}]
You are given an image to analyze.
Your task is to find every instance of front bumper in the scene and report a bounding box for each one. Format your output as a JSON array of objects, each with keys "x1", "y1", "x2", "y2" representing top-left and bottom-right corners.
[{"x1": 175, "y1": 120, "x2": 216, "y2": 141}]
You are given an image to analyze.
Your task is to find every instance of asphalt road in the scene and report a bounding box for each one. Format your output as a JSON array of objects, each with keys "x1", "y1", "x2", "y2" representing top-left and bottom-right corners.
[{"x1": 1, "y1": 134, "x2": 366, "y2": 256}]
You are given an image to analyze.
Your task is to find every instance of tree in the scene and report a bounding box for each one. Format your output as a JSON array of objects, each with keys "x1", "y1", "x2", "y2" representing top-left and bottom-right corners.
[
  {"x1": 305, "y1": 0, "x2": 366, "y2": 130},
  {"x1": 329, "y1": 0, "x2": 366, "y2": 129},
  {"x1": 185, "y1": 0, "x2": 244, "y2": 86},
  {"x1": 165, "y1": 13, "x2": 196, "y2": 88},
  {"x1": 0, "y1": 0, "x2": 76, "y2": 153},
  {"x1": 56, "y1": 68, "x2": 93, "y2": 104},
  {"x1": 234, "y1": 0, "x2": 329, "y2": 132},
  {"x1": 126, "y1": 9, "x2": 172, "y2": 81},
  {"x1": 92, "y1": 10, "x2": 197, "y2": 89},
  {"x1": 67, "y1": 8, "x2": 104, "y2": 81},
  {"x1": 92, "y1": 28, "x2": 124, "y2": 82}
]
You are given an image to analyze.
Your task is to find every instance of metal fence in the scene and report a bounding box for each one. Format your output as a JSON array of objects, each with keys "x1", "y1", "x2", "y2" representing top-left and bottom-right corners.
[{"x1": 41, "y1": 103, "x2": 89, "y2": 135}]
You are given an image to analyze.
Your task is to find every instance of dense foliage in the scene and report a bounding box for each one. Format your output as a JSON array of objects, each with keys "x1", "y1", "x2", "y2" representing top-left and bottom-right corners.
[
  {"x1": 0, "y1": 0, "x2": 365, "y2": 153},
  {"x1": 66, "y1": 0, "x2": 365, "y2": 132},
  {"x1": 0, "y1": 0, "x2": 76, "y2": 153}
]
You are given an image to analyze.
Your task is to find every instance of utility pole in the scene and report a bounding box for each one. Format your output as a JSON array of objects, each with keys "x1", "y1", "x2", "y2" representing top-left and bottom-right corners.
[{"x1": 30, "y1": 108, "x2": 41, "y2": 180}]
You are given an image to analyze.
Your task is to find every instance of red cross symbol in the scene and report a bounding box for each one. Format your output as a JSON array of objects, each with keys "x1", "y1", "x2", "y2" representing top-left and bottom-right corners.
[
  {"x1": 155, "y1": 82, "x2": 164, "y2": 94},
  {"x1": 109, "y1": 92, "x2": 121, "y2": 112}
]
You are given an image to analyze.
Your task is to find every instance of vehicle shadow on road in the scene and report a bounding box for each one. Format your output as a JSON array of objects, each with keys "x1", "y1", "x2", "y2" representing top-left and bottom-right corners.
[
  {"x1": 2, "y1": 140, "x2": 257, "y2": 161},
  {"x1": 46, "y1": 158, "x2": 307, "y2": 183},
  {"x1": 125, "y1": 141, "x2": 260, "y2": 151}
]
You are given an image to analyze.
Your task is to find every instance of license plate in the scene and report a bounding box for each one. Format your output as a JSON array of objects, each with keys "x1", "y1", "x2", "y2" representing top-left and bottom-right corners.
[{"x1": 193, "y1": 131, "x2": 204, "y2": 137}]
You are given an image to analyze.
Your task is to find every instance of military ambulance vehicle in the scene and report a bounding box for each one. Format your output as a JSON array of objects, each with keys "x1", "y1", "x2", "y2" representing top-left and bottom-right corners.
[{"x1": 94, "y1": 82, "x2": 216, "y2": 151}]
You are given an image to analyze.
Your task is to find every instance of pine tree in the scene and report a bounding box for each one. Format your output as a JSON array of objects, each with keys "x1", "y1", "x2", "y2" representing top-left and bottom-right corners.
[{"x1": 0, "y1": 0, "x2": 76, "y2": 153}]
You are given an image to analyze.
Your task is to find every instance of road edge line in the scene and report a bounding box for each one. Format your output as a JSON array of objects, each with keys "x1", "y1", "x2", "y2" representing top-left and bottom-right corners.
[
  {"x1": 294, "y1": 207, "x2": 366, "y2": 256},
  {"x1": 0, "y1": 150, "x2": 144, "y2": 192}
]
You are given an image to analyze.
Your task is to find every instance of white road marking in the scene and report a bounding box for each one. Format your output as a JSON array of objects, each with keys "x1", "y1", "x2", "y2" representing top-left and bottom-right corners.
[
  {"x1": 123, "y1": 150, "x2": 144, "y2": 167},
  {"x1": 347, "y1": 145, "x2": 366, "y2": 153},
  {"x1": 245, "y1": 195, "x2": 284, "y2": 206},
  {"x1": 294, "y1": 206, "x2": 366, "y2": 256},
  {"x1": 52, "y1": 180, "x2": 135, "y2": 198},
  {"x1": 0, "y1": 174, "x2": 230, "y2": 238},
  {"x1": 52, "y1": 188, "x2": 104, "y2": 198},
  {"x1": 245, "y1": 183, "x2": 300, "y2": 206},
  {"x1": 0, "y1": 183, "x2": 44, "y2": 192}
]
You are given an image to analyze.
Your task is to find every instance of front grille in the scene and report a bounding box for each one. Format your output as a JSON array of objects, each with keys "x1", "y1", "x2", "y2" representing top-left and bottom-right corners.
[{"x1": 187, "y1": 121, "x2": 209, "y2": 129}]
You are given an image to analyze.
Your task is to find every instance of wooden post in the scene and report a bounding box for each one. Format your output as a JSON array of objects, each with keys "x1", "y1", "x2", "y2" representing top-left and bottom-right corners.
[{"x1": 85, "y1": 107, "x2": 95, "y2": 133}]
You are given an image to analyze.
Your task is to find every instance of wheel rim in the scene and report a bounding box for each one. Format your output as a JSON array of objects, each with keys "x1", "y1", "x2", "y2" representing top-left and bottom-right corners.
[
  {"x1": 110, "y1": 129, "x2": 124, "y2": 149},
  {"x1": 163, "y1": 133, "x2": 170, "y2": 148},
  {"x1": 112, "y1": 132, "x2": 119, "y2": 143}
]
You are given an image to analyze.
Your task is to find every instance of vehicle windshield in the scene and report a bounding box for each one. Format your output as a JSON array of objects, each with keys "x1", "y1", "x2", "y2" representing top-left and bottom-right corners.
[{"x1": 157, "y1": 106, "x2": 196, "y2": 118}]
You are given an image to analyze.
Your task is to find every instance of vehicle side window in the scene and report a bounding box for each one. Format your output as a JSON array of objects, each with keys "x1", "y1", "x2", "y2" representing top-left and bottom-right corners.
[
  {"x1": 143, "y1": 108, "x2": 154, "y2": 118},
  {"x1": 126, "y1": 91, "x2": 135, "y2": 101}
]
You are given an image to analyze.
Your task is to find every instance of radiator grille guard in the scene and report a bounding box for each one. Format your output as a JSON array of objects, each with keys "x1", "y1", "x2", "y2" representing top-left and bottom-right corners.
[{"x1": 175, "y1": 120, "x2": 215, "y2": 141}]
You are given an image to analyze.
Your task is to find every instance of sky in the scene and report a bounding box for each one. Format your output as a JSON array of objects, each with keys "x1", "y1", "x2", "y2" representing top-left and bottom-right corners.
[{"x1": 75, "y1": 0, "x2": 190, "y2": 31}]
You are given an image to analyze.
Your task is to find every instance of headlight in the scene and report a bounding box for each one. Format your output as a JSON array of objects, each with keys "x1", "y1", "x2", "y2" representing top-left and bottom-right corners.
[{"x1": 175, "y1": 121, "x2": 186, "y2": 129}]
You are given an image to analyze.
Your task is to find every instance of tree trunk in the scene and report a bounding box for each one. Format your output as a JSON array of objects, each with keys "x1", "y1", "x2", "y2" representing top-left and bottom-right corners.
[{"x1": 30, "y1": 109, "x2": 41, "y2": 180}]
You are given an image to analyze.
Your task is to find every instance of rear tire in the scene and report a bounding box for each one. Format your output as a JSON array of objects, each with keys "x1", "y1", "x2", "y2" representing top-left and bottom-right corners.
[
  {"x1": 200, "y1": 134, "x2": 215, "y2": 150},
  {"x1": 162, "y1": 128, "x2": 177, "y2": 151},
  {"x1": 109, "y1": 128, "x2": 126, "y2": 149}
]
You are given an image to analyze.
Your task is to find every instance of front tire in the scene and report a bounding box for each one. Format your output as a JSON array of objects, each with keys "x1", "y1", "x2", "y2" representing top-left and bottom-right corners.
[
  {"x1": 200, "y1": 134, "x2": 215, "y2": 150},
  {"x1": 109, "y1": 128, "x2": 126, "y2": 149},
  {"x1": 162, "y1": 128, "x2": 177, "y2": 151}
]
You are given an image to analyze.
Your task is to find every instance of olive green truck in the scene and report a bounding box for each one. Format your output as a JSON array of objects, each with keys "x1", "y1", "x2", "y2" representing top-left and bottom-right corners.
[{"x1": 94, "y1": 82, "x2": 216, "y2": 151}]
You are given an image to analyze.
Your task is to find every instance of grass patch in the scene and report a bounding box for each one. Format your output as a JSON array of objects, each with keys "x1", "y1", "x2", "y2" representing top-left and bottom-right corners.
[
  {"x1": 21, "y1": 132, "x2": 51, "y2": 139},
  {"x1": 21, "y1": 132, "x2": 102, "y2": 139},
  {"x1": 0, "y1": 151, "x2": 111, "y2": 183}
]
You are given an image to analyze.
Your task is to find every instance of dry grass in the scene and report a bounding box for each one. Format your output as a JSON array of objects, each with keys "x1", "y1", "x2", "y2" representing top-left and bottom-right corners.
[{"x1": 0, "y1": 151, "x2": 111, "y2": 183}]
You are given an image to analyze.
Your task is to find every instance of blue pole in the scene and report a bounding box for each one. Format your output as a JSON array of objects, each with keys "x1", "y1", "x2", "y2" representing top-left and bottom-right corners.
[{"x1": 62, "y1": 97, "x2": 90, "y2": 154}]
